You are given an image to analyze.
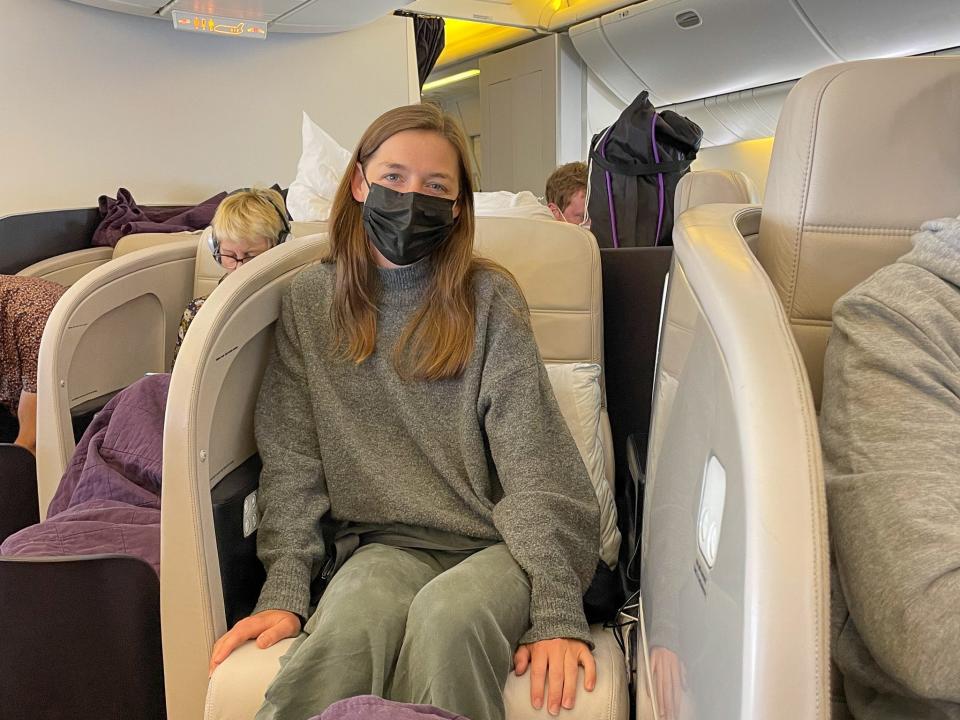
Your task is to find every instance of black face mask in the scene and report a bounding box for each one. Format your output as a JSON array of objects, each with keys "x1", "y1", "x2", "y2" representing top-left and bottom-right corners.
[{"x1": 362, "y1": 181, "x2": 457, "y2": 266}]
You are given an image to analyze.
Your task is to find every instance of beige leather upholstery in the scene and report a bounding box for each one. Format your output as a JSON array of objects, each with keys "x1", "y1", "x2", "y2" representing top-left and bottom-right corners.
[
  {"x1": 16, "y1": 247, "x2": 114, "y2": 287},
  {"x1": 674, "y1": 169, "x2": 758, "y2": 220},
  {"x1": 159, "y1": 218, "x2": 627, "y2": 720},
  {"x1": 290, "y1": 220, "x2": 328, "y2": 238},
  {"x1": 16, "y1": 231, "x2": 201, "y2": 288},
  {"x1": 641, "y1": 202, "x2": 829, "y2": 719},
  {"x1": 113, "y1": 230, "x2": 201, "y2": 258},
  {"x1": 757, "y1": 57, "x2": 960, "y2": 406},
  {"x1": 207, "y1": 626, "x2": 628, "y2": 720}
]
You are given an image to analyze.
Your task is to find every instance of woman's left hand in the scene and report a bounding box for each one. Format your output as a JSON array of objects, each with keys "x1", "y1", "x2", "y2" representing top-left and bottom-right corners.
[{"x1": 514, "y1": 637, "x2": 596, "y2": 715}]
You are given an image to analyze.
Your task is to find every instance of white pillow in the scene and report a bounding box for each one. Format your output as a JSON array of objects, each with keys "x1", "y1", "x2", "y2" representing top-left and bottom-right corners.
[
  {"x1": 286, "y1": 112, "x2": 352, "y2": 223},
  {"x1": 545, "y1": 362, "x2": 621, "y2": 569},
  {"x1": 474, "y1": 190, "x2": 556, "y2": 221}
]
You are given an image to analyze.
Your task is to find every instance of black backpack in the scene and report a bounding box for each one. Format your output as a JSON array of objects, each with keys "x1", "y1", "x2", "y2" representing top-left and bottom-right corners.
[{"x1": 586, "y1": 91, "x2": 703, "y2": 249}]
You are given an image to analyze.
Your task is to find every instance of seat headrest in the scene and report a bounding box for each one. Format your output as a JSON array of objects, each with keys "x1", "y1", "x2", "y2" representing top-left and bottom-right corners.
[
  {"x1": 113, "y1": 230, "x2": 202, "y2": 258},
  {"x1": 756, "y1": 57, "x2": 960, "y2": 404},
  {"x1": 674, "y1": 170, "x2": 758, "y2": 219},
  {"x1": 473, "y1": 216, "x2": 602, "y2": 366},
  {"x1": 291, "y1": 220, "x2": 329, "y2": 238}
]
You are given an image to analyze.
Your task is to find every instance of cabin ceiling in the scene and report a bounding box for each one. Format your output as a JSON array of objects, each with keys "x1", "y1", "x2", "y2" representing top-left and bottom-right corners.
[
  {"x1": 66, "y1": 0, "x2": 626, "y2": 39},
  {"x1": 66, "y1": 0, "x2": 417, "y2": 32}
]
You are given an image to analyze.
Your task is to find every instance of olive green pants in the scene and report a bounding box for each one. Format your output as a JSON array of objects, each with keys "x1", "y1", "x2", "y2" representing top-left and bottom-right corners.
[{"x1": 255, "y1": 542, "x2": 531, "y2": 720}]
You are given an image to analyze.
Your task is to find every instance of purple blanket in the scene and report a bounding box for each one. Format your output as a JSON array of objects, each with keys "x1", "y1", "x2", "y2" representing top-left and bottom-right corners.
[
  {"x1": 313, "y1": 696, "x2": 469, "y2": 720},
  {"x1": 0, "y1": 374, "x2": 170, "y2": 573},
  {"x1": 92, "y1": 187, "x2": 227, "y2": 248}
]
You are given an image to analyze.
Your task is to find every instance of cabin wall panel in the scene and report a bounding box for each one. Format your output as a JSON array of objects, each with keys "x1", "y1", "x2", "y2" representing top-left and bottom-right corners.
[
  {"x1": 480, "y1": 33, "x2": 568, "y2": 194},
  {"x1": 1, "y1": 1, "x2": 419, "y2": 216}
]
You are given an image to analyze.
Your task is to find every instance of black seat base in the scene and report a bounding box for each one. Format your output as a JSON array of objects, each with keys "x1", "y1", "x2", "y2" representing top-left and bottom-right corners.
[{"x1": 0, "y1": 555, "x2": 166, "y2": 720}]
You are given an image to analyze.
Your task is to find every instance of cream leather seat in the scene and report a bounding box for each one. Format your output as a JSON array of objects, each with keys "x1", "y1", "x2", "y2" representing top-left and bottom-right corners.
[
  {"x1": 17, "y1": 231, "x2": 200, "y2": 287},
  {"x1": 674, "y1": 169, "x2": 758, "y2": 220},
  {"x1": 640, "y1": 56, "x2": 960, "y2": 720},
  {"x1": 755, "y1": 57, "x2": 960, "y2": 720},
  {"x1": 159, "y1": 217, "x2": 629, "y2": 720}
]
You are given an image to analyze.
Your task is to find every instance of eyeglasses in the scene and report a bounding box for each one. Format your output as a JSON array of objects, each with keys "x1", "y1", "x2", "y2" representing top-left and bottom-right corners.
[{"x1": 214, "y1": 251, "x2": 261, "y2": 269}]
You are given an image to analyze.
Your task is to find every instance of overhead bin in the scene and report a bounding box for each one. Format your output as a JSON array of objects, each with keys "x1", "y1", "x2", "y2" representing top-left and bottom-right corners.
[
  {"x1": 794, "y1": 0, "x2": 960, "y2": 61},
  {"x1": 573, "y1": 0, "x2": 839, "y2": 107},
  {"x1": 657, "y1": 81, "x2": 793, "y2": 147},
  {"x1": 568, "y1": 18, "x2": 659, "y2": 105},
  {"x1": 271, "y1": 0, "x2": 414, "y2": 33}
]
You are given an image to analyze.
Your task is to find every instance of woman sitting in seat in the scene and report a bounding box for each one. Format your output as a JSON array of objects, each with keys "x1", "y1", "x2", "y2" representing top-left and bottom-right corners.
[
  {"x1": 208, "y1": 104, "x2": 601, "y2": 720},
  {"x1": 0, "y1": 188, "x2": 289, "y2": 570},
  {"x1": 173, "y1": 187, "x2": 290, "y2": 365},
  {"x1": 0, "y1": 275, "x2": 66, "y2": 453}
]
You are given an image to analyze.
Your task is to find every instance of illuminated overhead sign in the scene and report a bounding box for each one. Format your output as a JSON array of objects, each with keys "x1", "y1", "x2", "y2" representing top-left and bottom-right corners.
[{"x1": 171, "y1": 10, "x2": 267, "y2": 39}]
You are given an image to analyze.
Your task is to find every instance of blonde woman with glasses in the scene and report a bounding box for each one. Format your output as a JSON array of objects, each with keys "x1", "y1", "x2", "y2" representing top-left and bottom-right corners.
[{"x1": 173, "y1": 187, "x2": 290, "y2": 365}]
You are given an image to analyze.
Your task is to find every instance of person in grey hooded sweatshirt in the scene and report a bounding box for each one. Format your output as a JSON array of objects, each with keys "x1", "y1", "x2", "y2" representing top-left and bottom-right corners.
[{"x1": 820, "y1": 216, "x2": 960, "y2": 720}]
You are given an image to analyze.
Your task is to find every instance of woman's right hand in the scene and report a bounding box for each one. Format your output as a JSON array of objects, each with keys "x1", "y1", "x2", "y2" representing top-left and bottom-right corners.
[{"x1": 208, "y1": 609, "x2": 302, "y2": 677}]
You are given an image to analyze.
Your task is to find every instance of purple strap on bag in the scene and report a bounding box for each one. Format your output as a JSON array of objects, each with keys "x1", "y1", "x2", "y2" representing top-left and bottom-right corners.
[
  {"x1": 599, "y1": 126, "x2": 619, "y2": 249},
  {"x1": 651, "y1": 113, "x2": 666, "y2": 246}
]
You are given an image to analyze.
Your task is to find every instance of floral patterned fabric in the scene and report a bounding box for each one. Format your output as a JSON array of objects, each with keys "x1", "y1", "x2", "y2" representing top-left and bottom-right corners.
[
  {"x1": 171, "y1": 296, "x2": 207, "y2": 369},
  {"x1": 0, "y1": 275, "x2": 66, "y2": 413}
]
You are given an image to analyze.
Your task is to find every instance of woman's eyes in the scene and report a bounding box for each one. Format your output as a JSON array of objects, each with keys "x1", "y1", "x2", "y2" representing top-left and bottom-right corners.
[{"x1": 380, "y1": 175, "x2": 448, "y2": 195}]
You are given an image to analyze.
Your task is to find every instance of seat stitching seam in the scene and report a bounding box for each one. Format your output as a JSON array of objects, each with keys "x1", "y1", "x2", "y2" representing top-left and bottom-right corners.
[
  {"x1": 743, "y1": 186, "x2": 833, "y2": 718},
  {"x1": 789, "y1": 68, "x2": 849, "y2": 320},
  {"x1": 804, "y1": 225, "x2": 916, "y2": 235}
]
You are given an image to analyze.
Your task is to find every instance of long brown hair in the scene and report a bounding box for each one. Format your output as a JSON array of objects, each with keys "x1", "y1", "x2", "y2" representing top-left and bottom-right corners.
[{"x1": 326, "y1": 103, "x2": 515, "y2": 380}]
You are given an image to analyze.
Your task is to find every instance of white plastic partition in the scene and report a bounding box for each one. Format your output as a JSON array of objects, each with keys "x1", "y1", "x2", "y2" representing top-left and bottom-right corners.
[
  {"x1": 160, "y1": 234, "x2": 331, "y2": 720},
  {"x1": 640, "y1": 204, "x2": 829, "y2": 720},
  {"x1": 34, "y1": 239, "x2": 198, "y2": 515}
]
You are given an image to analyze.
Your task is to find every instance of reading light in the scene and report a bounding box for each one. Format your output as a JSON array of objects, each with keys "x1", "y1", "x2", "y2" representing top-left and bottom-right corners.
[{"x1": 422, "y1": 69, "x2": 481, "y2": 93}]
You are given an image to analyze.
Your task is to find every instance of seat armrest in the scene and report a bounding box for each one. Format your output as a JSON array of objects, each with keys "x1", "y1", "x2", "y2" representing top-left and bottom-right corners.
[{"x1": 15, "y1": 247, "x2": 114, "y2": 287}]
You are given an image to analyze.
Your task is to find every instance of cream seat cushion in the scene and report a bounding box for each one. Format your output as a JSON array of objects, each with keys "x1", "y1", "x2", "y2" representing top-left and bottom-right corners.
[
  {"x1": 545, "y1": 362, "x2": 620, "y2": 568},
  {"x1": 206, "y1": 625, "x2": 627, "y2": 720}
]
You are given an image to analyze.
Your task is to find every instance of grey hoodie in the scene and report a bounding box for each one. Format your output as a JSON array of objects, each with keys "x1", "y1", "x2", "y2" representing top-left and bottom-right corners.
[{"x1": 821, "y1": 217, "x2": 960, "y2": 720}]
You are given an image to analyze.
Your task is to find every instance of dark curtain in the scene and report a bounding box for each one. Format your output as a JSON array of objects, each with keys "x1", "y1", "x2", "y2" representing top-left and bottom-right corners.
[{"x1": 396, "y1": 13, "x2": 445, "y2": 89}]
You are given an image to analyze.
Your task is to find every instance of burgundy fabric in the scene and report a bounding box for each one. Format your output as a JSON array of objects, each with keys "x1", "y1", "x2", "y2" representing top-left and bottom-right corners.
[
  {"x1": 92, "y1": 187, "x2": 227, "y2": 248},
  {"x1": 0, "y1": 374, "x2": 170, "y2": 573},
  {"x1": 313, "y1": 696, "x2": 470, "y2": 720}
]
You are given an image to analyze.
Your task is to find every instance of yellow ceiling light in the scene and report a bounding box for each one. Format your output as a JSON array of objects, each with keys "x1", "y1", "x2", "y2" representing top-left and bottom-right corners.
[
  {"x1": 422, "y1": 68, "x2": 481, "y2": 93},
  {"x1": 438, "y1": 18, "x2": 537, "y2": 69}
]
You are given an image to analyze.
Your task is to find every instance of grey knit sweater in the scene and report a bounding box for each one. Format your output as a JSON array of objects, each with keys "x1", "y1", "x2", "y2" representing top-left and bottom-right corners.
[
  {"x1": 252, "y1": 258, "x2": 600, "y2": 646},
  {"x1": 821, "y1": 217, "x2": 960, "y2": 720}
]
